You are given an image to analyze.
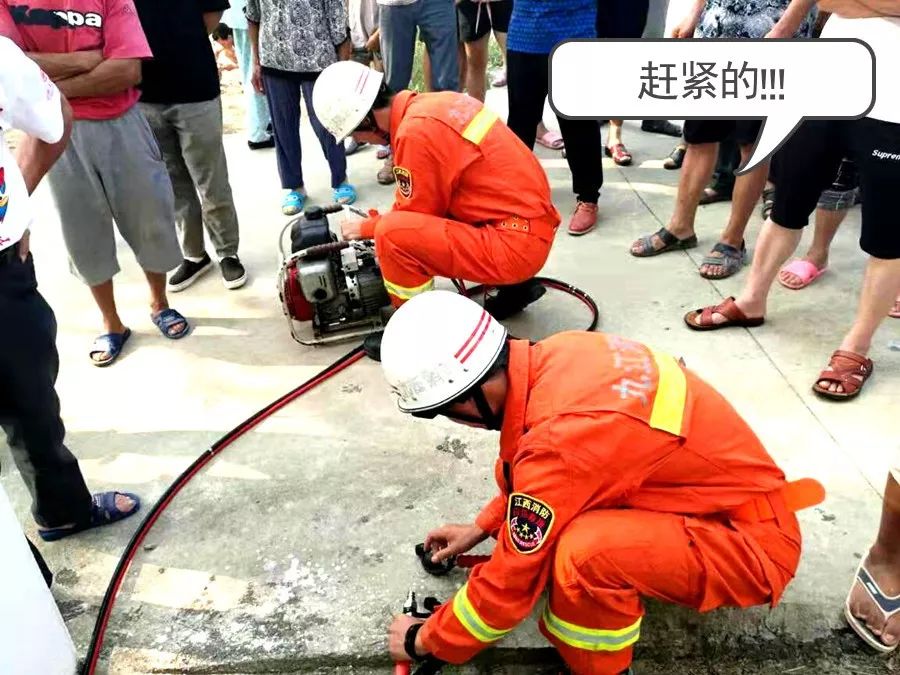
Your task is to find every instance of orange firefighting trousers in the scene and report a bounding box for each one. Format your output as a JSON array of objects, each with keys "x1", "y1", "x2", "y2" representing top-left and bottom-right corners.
[
  {"x1": 542, "y1": 509, "x2": 800, "y2": 675},
  {"x1": 373, "y1": 211, "x2": 556, "y2": 307}
]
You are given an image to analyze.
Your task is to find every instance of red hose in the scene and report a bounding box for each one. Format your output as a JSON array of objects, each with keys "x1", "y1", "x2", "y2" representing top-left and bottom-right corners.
[{"x1": 395, "y1": 663, "x2": 411, "y2": 674}]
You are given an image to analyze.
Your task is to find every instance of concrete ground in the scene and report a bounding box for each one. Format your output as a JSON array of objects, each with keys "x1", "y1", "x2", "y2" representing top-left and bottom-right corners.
[{"x1": 3, "y1": 88, "x2": 899, "y2": 675}]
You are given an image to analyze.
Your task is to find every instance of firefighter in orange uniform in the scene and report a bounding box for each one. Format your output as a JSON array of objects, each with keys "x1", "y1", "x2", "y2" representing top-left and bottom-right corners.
[
  {"x1": 312, "y1": 60, "x2": 560, "y2": 320},
  {"x1": 377, "y1": 291, "x2": 826, "y2": 675}
]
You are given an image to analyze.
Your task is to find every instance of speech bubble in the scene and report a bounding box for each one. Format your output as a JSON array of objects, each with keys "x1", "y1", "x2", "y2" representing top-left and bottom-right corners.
[{"x1": 549, "y1": 39, "x2": 875, "y2": 174}]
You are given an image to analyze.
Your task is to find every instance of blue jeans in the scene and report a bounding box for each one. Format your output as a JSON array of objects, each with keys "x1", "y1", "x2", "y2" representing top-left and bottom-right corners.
[
  {"x1": 262, "y1": 70, "x2": 348, "y2": 190},
  {"x1": 233, "y1": 27, "x2": 272, "y2": 143},
  {"x1": 380, "y1": 0, "x2": 459, "y2": 92}
]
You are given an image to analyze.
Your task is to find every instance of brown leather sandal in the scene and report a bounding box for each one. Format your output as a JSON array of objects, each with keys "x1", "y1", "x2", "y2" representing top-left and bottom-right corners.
[
  {"x1": 812, "y1": 350, "x2": 874, "y2": 401},
  {"x1": 684, "y1": 297, "x2": 765, "y2": 331}
]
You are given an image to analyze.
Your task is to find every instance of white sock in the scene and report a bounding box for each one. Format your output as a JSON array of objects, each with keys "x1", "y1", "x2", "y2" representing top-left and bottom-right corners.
[{"x1": 186, "y1": 256, "x2": 206, "y2": 263}]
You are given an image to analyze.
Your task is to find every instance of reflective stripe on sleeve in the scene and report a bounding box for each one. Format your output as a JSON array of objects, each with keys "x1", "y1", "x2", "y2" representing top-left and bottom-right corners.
[
  {"x1": 383, "y1": 277, "x2": 435, "y2": 300},
  {"x1": 461, "y1": 108, "x2": 499, "y2": 145},
  {"x1": 542, "y1": 605, "x2": 642, "y2": 652},
  {"x1": 647, "y1": 349, "x2": 687, "y2": 437},
  {"x1": 452, "y1": 583, "x2": 513, "y2": 643}
]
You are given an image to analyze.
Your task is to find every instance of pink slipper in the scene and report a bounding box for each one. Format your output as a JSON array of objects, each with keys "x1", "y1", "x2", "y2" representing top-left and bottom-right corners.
[
  {"x1": 778, "y1": 259, "x2": 826, "y2": 290},
  {"x1": 536, "y1": 130, "x2": 564, "y2": 150}
]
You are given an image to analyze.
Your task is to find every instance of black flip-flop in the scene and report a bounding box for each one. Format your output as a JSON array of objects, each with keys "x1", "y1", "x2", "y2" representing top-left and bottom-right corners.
[{"x1": 631, "y1": 228, "x2": 698, "y2": 258}]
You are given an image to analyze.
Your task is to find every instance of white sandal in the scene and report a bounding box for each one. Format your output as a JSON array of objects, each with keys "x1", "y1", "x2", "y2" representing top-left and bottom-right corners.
[{"x1": 844, "y1": 551, "x2": 900, "y2": 654}]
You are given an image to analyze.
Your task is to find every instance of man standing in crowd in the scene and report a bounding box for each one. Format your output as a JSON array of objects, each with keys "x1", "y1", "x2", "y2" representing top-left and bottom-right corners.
[
  {"x1": 0, "y1": 35, "x2": 141, "y2": 542},
  {"x1": 247, "y1": 0, "x2": 357, "y2": 215},
  {"x1": 630, "y1": 0, "x2": 818, "y2": 280},
  {"x1": 222, "y1": 0, "x2": 274, "y2": 150},
  {"x1": 0, "y1": 0, "x2": 190, "y2": 367},
  {"x1": 685, "y1": 1, "x2": 900, "y2": 404},
  {"x1": 375, "y1": 0, "x2": 459, "y2": 184},
  {"x1": 135, "y1": 0, "x2": 247, "y2": 292}
]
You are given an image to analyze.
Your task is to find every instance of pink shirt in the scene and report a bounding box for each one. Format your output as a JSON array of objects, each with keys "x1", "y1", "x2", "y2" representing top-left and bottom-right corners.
[{"x1": 0, "y1": 0, "x2": 152, "y2": 120}]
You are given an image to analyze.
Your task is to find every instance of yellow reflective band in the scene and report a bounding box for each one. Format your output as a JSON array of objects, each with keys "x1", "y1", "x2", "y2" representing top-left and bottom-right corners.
[
  {"x1": 542, "y1": 605, "x2": 641, "y2": 652},
  {"x1": 383, "y1": 277, "x2": 435, "y2": 300},
  {"x1": 461, "y1": 108, "x2": 499, "y2": 145},
  {"x1": 452, "y1": 583, "x2": 512, "y2": 643},
  {"x1": 648, "y1": 349, "x2": 687, "y2": 437}
]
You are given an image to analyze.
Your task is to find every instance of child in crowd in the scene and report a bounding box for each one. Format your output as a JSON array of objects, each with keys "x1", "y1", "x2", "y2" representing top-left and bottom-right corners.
[{"x1": 211, "y1": 23, "x2": 239, "y2": 77}]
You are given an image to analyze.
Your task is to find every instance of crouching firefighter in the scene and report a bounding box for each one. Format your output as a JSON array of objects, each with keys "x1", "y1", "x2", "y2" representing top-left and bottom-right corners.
[
  {"x1": 311, "y1": 61, "x2": 560, "y2": 322},
  {"x1": 377, "y1": 291, "x2": 826, "y2": 675}
]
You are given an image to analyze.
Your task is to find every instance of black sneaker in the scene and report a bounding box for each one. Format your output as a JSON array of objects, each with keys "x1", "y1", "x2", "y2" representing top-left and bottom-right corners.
[
  {"x1": 248, "y1": 137, "x2": 275, "y2": 150},
  {"x1": 641, "y1": 119, "x2": 682, "y2": 137},
  {"x1": 220, "y1": 256, "x2": 247, "y2": 290},
  {"x1": 484, "y1": 279, "x2": 546, "y2": 320},
  {"x1": 363, "y1": 331, "x2": 383, "y2": 362},
  {"x1": 168, "y1": 254, "x2": 213, "y2": 292}
]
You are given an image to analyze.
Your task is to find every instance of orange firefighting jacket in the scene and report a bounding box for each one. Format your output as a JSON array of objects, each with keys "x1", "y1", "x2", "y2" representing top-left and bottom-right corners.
[
  {"x1": 359, "y1": 90, "x2": 560, "y2": 240},
  {"x1": 418, "y1": 332, "x2": 815, "y2": 664}
]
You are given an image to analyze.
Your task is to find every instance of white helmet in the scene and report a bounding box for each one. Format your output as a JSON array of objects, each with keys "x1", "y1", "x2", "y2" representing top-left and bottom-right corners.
[
  {"x1": 380, "y1": 291, "x2": 508, "y2": 415},
  {"x1": 312, "y1": 60, "x2": 385, "y2": 142}
]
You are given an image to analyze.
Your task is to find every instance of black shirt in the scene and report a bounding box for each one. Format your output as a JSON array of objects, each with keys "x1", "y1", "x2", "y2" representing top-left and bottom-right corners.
[{"x1": 134, "y1": 0, "x2": 230, "y2": 104}]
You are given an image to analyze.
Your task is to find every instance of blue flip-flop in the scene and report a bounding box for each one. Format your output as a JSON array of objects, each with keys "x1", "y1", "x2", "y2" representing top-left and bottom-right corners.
[
  {"x1": 333, "y1": 182, "x2": 357, "y2": 205},
  {"x1": 90, "y1": 328, "x2": 132, "y2": 367},
  {"x1": 38, "y1": 491, "x2": 142, "y2": 542},
  {"x1": 845, "y1": 550, "x2": 900, "y2": 653},
  {"x1": 152, "y1": 308, "x2": 190, "y2": 339}
]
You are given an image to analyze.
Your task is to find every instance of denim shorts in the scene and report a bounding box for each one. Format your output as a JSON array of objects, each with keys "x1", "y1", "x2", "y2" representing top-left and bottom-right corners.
[{"x1": 816, "y1": 158, "x2": 860, "y2": 212}]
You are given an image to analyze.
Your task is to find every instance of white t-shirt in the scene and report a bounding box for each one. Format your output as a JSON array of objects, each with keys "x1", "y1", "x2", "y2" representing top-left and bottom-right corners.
[
  {"x1": 0, "y1": 36, "x2": 65, "y2": 253},
  {"x1": 821, "y1": 15, "x2": 900, "y2": 124},
  {"x1": 350, "y1": 0, "x2": 380, "y2": 49}
]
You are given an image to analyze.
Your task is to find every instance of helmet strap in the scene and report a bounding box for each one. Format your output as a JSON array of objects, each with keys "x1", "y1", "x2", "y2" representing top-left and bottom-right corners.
[
  {"x1": 471, "y1": 386, "x2": 503, "y2": 431},
  {"x1": 438, "y1": 388, "x2": 502, "y2": 430}
]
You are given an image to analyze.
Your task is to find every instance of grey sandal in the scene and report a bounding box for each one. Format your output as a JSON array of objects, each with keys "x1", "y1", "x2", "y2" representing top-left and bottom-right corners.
[
  {"x1": 699, "y1": 242, "x2": 746, "y2": 279},
  {"x1": 631, "y1": 227, "x2": 698, "y2": 258}
]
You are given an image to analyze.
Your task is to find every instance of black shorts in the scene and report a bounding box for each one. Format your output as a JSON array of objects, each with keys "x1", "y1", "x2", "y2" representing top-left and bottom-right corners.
[
  {"x1": 457, "y1": 0, "x2": 512, "y2": 42},
  {"x1": 772, "y1": 117, "x2": 900, "y2": 259},
  {"x1": 683, "y1": 119, "x2": 762, "y2": 146}
]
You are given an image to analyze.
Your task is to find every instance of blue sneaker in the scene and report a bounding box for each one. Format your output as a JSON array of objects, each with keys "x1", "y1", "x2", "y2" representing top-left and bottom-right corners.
[
  {"x1": 333, "y1": 183, "x2": 357, "y2": 205},
  {"x1": 282, "y1": 190, "x2": 306, "y2": 216}
]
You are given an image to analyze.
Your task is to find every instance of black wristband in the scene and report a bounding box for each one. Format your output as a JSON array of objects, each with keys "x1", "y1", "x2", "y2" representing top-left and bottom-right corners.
[{"x1": 404, "y1": 623, "x2": 425, "y2": 662}]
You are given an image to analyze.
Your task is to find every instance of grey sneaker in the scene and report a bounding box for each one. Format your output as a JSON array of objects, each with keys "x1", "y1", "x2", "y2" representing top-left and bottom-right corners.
[
  {"x1": 220, "y1": 256, "x2": 247, "y2": 290},
  {"x1": 168, "y1": 254, "x2": 212, "y2": 292}
]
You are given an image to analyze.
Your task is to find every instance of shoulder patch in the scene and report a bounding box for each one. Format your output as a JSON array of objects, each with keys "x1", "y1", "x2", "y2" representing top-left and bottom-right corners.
[
  {"x1": 507, "y1": 493, "x2": 555, "y2": 555},
  {"x1": 393, "y1": 166, "x2": 412, "y2": 199}
]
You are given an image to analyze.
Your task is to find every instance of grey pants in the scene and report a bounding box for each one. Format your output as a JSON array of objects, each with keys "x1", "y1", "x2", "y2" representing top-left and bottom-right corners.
[
  {"x1": 47, "y1": 106, "x2": 182, "y2": 286},
  {"x1": 141, "y1": 98, "x2": 240, "y2": 260},
  {"x1": 380, "y1": 0, "x2": 459, "y2": 92}
]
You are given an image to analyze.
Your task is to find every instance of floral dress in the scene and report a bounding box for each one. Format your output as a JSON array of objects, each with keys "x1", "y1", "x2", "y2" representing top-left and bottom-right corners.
[{"x1": 696, "y1": 0, "x2": 817, "y2": 39}]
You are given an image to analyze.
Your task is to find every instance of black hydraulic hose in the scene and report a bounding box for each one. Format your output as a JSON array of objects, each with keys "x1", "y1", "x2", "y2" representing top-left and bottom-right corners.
[
  {"x1": 81, "y1": 345, "x2": 366, "y2": 674},
  {"x1": 466, "y1": 276, "x2": 600, "y2": 332}
]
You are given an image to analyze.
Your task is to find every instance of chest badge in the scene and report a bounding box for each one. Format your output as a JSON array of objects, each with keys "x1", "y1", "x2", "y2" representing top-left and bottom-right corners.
[
  {"x1": 393, "y1": 166, "x2": 413, "y2": 199},
  {"x1": 507, "y1": 493, "x2": 555, "y2": 555}
]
